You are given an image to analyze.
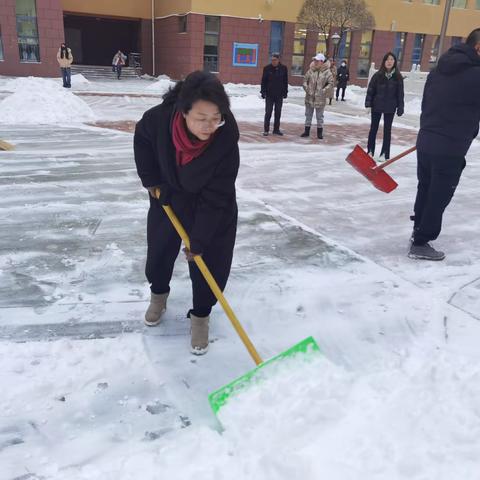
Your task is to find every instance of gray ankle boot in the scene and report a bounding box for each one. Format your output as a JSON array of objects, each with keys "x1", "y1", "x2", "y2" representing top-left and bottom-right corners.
[
  {"x1": 408, "y1": 243, "x2": 445, "y2": 261},
  {"x1": 190, "y1": 314, "x2": 209, "y2": 355},
  {"x1": 144, "y1": 292, "x2": 169, "y2": 326}
]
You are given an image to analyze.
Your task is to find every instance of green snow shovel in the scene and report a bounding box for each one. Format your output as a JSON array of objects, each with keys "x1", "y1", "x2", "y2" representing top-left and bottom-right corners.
[{"x1": 154, "y1": 188, "x2": 321, "y2": 416}]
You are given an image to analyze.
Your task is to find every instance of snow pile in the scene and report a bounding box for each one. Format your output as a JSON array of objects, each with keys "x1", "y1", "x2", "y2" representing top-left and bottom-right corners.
[
  {"x1": 148, "y1": 348, "x2": 480, "y2": 480},
  {"x1": 145, "y1": 77, "x2": 175, "y2": 93},
  {"x1": 405, "y1": 97, "x2": 422, "y2": 116},
  {"x1": 0, "y1": 77, "x2": 96, "y2": 124}
]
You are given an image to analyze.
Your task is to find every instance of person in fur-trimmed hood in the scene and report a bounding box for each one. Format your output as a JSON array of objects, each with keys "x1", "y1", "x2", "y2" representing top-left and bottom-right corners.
[{"x1": 300, "y1": 53, "x2": 333, "y2": 139}]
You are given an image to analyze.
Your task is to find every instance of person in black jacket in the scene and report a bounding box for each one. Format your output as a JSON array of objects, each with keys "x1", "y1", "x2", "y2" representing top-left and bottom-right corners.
[
  {"x1": 408, "y1": 29, "x2": 480, "y2": 261},
  {"x1": 260, "y1": 53, "x2": 288, "y2": 136},
  {"x1": 336, "y1": 60, "x2": 349, "y2": 101},
  {"x1": 134, "y1": 71, "x2": 240, "y2": 354},
  {"x1": 365, "y1": 52, "x2": 404, "y2": 161}
]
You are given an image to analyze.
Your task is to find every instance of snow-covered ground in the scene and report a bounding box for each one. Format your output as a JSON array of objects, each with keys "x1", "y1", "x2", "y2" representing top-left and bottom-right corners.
[{"x1": 1, "y1": 75, "x2": 480, "y2": 480}]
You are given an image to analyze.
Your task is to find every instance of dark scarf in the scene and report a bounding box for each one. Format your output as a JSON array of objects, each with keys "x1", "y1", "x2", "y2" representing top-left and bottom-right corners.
[
  {"x1": 172, "y1": 112, "x2": 214, "y2": 167},
  {"x1": 60, "y1": 46, "x2": 70, "y2": 59}
]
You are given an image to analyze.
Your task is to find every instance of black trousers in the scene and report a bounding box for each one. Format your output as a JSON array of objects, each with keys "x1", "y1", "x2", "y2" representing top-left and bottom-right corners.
[
  {"x1": 336, "y1": 85, "x2": 346, "y2": 100},
  {"x1": 145, "y1": 195, "x2": 236, "y2": 316},
  {"x1": 412, "y1": 151, "x2": 465, "y2": 245},
  {"x1": 264, "y1": 96, "x2": 283, "y2": 132},
  {"x1": 367, "y1": 111, "x2": 394, "y2": 159}
]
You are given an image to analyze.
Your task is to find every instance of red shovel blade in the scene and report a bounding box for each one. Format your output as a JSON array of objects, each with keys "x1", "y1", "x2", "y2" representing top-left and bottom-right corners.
[{"x1": 346, "y1": 145, "x2": 398, "y2": 193}]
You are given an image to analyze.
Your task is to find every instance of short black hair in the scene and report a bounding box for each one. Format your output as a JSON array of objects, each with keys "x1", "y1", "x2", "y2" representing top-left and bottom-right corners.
[
  {"x1": 163, "y1": 71, "x2": 230, "y2": 114},
  {"x1": 466, "y1": 28, "x2": 480, "y2": 47}
]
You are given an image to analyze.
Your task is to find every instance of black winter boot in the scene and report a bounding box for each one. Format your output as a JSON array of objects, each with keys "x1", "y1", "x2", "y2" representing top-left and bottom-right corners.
[
  {"x1": 317, "y1": 127, "x2": 323, "y2": 139},
  {"x1": 300, "y1": 126, "x2": 311, "y2": 138}
]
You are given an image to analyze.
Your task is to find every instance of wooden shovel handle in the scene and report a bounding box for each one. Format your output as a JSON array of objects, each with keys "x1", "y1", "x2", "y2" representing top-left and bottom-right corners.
[
  {"x1": 153, "y1": 188, "x2": 263, "y2": 366},
  {"x1": 373, "y1": 146, "x2": 417, "y2": 171}
]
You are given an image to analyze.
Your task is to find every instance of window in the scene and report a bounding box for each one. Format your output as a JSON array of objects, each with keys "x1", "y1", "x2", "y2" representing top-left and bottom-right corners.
[
  {"x1": 451, "y1": 36, "x2": 463, "y2": 46},
  {"x1": 0, "y1": 26, "x2": 4, "y2": 61},
  {"x1": 316, "y1": 32, "x2": 327, "y2": 55},
  {"x1": 452, "y1": 0, "x2": 467, "y2": 7},
  {"x1": 337, "y1": 31, "x2": 351, "y2": 62},
  {"x1": 429, "y1": 35, "x2": 439, "y2": 69},
  {"x1": 423, "y1": 0, "x2": 440, "y2": 4},
  {"x1": 393, "y1": 32, "x2": 406, "y2": 68},
  {"x1": 477, "y1": 0, "x2": 480, "y2": 9},
  {"x1": 16, "y1": 0, "x2": 40, "y2": 62},
  {"x1": 204, "y1": 16, "x2": 220, "y2": 72},
  {"x1": 291, "y1": 24, "x2": 306, "y2": 75},
  {"x1": 178, "y1": 15, "x2": 187, "y2": 33},
  {"x1": 411, "y1": 33, "x2": 425, "y2": 66},
  {"x1": 269, "y1": 21, "x2": 284, "y2": 56},
  {"x1": 357, "y1": 30, "x2": 373, "y2": 78}
]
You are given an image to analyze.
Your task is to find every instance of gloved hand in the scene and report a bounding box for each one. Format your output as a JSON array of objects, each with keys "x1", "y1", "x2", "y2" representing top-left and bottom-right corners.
[
  {"x1": 261, "y1": 93, "x2": 266, "y2": 99},
  {"x1": 183, "y1": 247, "x2": 202, "y2": 262},
  {"x1": 283, "y1": 95, "x2": 288, "y2": 99},
  {"x1": 397, "y1": 108, "x2": 404, "y2": 117},
  {"x1": 147, "y1": 184, "x2": 171, "y2": 205}
]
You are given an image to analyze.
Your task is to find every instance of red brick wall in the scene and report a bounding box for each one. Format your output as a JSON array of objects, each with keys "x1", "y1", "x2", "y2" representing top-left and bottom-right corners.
[
  {"x1": 371, "y1": 31, "x2": 395, "y2": 69},
  {"x1": 0, "y1": 0, "x2": 64, "y2": 77}
]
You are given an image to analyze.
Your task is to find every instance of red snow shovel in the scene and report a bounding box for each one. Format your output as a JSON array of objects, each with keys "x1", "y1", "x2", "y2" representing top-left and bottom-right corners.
[{"x1": 346, "y1": 145, "x2": 416, "y2": 193}]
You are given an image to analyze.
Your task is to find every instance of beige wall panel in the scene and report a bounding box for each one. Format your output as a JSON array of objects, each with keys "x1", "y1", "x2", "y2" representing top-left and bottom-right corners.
[
  {"x1": 61, "y1": 0, "x2": 151, "y2": 18},
  {"x1": 191, "y1": 0, "x2": 304, "y2": 21},
  {"x1": 366, "y1": 0, "x2": 480, "y2": 37},
  {"x1": 155, "y1": 0, "x2": 192, "y2": 17}
]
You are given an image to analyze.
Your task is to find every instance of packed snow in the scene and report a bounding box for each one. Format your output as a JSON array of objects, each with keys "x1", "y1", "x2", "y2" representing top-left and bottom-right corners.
[{"x1": 1, "y1": 72, "x2": 479, "y2": 480}]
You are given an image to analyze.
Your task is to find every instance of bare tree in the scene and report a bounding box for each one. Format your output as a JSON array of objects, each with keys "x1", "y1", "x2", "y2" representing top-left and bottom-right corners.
[{"x1": 298, "y1": 0, "x2": 375, "y2": 58}]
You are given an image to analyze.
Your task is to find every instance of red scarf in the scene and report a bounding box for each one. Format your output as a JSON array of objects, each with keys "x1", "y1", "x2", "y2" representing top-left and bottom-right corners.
[{"x1": 172, "y1": 112, "x2": 214, "y2": 167}]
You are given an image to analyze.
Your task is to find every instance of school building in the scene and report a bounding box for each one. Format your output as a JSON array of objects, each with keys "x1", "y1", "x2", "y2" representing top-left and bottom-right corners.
[{"x1": 0, "y1": 0, "x2": 479, "y2": 85}]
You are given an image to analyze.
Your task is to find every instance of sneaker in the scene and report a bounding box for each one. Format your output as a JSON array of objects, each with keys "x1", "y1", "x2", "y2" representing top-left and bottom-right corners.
[
  {"x1": 408, "y1": 243, "x2": 445, "y2": 261},
  {"x1": 272, "y1": 130, "x2": 284, "y2": 136},
  {"x1": 262, "y1": 131, "x2": 269, "y2": 136},
  {"x1": 341, "y1": 98, "x2": 346, "y2": 101}
]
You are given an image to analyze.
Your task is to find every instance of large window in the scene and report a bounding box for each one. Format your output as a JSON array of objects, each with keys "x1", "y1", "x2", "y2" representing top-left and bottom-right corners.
[
  {"x1": 393, "y1": 32, "x2": 406, "y2": 68},
  {"x1": 16, "y1": 0, "x2": 40, "y2": 62},
  {"x1": 269, "y1": 21, "x2": 284, "y2": 56},
  {"x1": 411, "y1": 33, "x2": 425, "y2": 66},
  {"x1": 357, "y1": 30, "x2": 373, "y2": 78},
  {"x1": 0, "y1": 26, "x2": 4, "y2": 61},
  {"x1": 452, "y1": 0, "x2": 467, "y2": 7},
  {"x1": 477, "y1": 0, "x2": 480, "y2": 9},
  {"x1": 291, "y1": 24, "x2": 306, "y2": 75},
  {"x1": 204, "y1": 16, "x2": 220, "y2": 72},
  {"x1": 337, "y1": 31, "x2": 351, "y2": 62},
  {"x1": 423, "y1": 0, "x2": 440, "y2": 4},
  {"x1": 316, "y1": 32, "x2": 327, "y2": 56}
]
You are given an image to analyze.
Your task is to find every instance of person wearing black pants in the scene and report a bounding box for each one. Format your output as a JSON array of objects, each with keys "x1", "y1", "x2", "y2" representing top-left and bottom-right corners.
[
  {"x1": 336, "y1": 60, "x2": 349, "y2": 101},
  {"x1": 261, "y1": 53, "x2": 288, "y2": 136},
  {"x1": 409, "y1": 30, "x2": 480, "y2": 261},
  {"x1": 365, "y1": 52, "x2": 404, "y2": 161},
  {"x1": 134, "y1": 71, "x2": 240, "y2": 354}
]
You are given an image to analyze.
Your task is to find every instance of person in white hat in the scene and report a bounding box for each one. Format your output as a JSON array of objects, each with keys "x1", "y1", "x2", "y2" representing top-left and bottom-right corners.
[{"x1": 301, "y1": 53, "x2": 333, "y2": 139}]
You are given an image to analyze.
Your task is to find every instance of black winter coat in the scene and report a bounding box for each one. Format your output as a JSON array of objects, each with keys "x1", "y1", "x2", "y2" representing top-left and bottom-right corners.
[
  {"x1": 336, "y1": 65, "x2": 349, "y2": 87},
  {"x1": 417, "y1": 43, "x2": 480, "y2": 157},
  {"x1": 134, "y1": 101, "x2": 240, "y2": 254},
  {"x1": 365, "y1": 71, "x2": 405, "y2": 115},
  {"x1": 260, "y1": 63, "x2": 288, "y2": 98}
]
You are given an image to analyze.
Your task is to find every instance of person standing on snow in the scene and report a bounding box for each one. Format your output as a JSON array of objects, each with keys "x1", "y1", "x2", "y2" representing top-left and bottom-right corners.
[
  {"x1": 112, "y1": 50, "x2": 127, "y2": 80},
  {"x1": 408, "y1": 29, "x2": 480, "y2": 261},
  {"x1": 260, "y1": 53, "x2": 288, "y2": 136},
  {"x1": 57, "y1": 43, "x2": 73, "y2": 88},
  {"x1": 336, "y1": 60, "x2": 349, "y2": 101},
  {"x1": 300, "y1": 53, "x2": 333, "y2": 140},
  {"x1": 134, "y1": 71, "x2": 239, "y2": 355},
  {"x1": 365, "y1": 51, "x2": 404, "y2": 161},
  {"x1": 327, "y1": 58, "x2": 337, "y2": 106}
]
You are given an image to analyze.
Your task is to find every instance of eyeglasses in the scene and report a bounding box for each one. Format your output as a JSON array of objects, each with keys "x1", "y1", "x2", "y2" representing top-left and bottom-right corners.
[{"x1": 189, "y1": 115, "x2": 225, "y2": 130}]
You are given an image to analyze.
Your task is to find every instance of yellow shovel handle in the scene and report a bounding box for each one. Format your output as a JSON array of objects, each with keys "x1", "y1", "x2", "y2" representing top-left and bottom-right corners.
[{"x1": 154, "y1": 188, "x2": 263, "y2": 365}]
